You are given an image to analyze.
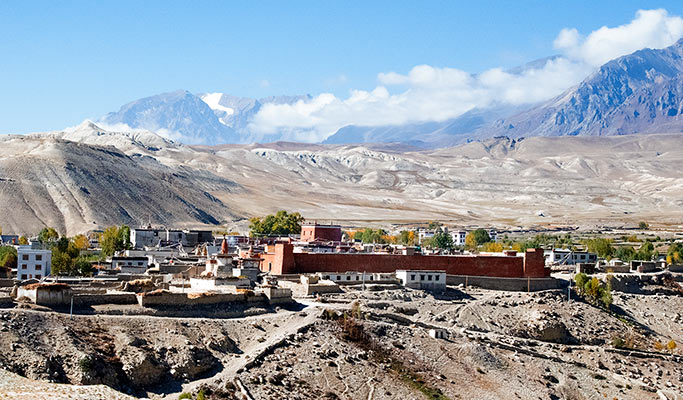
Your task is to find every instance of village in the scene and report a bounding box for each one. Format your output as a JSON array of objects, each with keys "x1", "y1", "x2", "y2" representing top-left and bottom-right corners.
[{"x1": 0, "y1": 216, "x2": 682, "y2": 400}]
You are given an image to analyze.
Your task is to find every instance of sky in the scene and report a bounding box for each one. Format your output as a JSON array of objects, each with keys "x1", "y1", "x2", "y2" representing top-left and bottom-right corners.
[{"x1": 2, "y1": 1, "x2": 683, "y2": 137}]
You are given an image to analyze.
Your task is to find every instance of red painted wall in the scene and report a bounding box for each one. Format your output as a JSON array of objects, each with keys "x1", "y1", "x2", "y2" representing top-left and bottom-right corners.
[
  {"x1": 300, "y1": 225, "x2": 342, "y2": 242},
  {"x1": 259, "y1": 243, "x2": 548, "y2": 278}
]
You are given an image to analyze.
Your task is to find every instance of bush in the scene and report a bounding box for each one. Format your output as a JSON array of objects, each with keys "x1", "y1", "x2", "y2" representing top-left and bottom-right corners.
[
  {"x1": 667, "y1": 340, "x2": 677, "y2": 352},
  {"x1": 178, "y1": 393, "x2": 192, "y2": 400},
  {"x1": 78, "y1": 357, "x2": 93, "y2": 374},
  {"x1": 574, "y1": 273, "x2": 612, "y2": 309},
  {"x1": 196, "y1": 389, "x2": 206, "y2": 400}
]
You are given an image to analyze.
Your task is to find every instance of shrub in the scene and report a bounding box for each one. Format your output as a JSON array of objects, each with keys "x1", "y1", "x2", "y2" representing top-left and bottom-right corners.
[
  {"x1": 178, "y1": 393, "x2": 192, "y2": 400},
  {"x1": 611, "y1": 337, "x2": 625, "y2": 349},
  {"x1": 196, "y1": 389, "x2": 206, "y2": 400},
  {"x1": 78, "y1": 357, "x2": 93, "y2": 374},
  {"x1": 667, "y1": 340, "x2": 677, "y2": 352},
  {"x1": 654, "y1": 340, "x2": 664, "y2": 351}
]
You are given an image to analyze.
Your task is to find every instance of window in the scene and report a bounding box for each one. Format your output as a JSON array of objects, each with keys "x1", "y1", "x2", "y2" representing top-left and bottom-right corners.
[
  {"x1": 22, "y1": 254, "x2": 28, "y2": 261},
  {"x1": 138, "y1": 262, "x2": 143, "y2": 266},
  {"x1": 435, "y1": 275, "x2": 439, "y2": 281},
  {"x1": 420, "y1": 275, "x2": 425, "y2": 281},
  {"x1": 428, "y1": 275, "x2": 432, "y2": 281},
  {"x1": 35, "y1": 254, "x2": 42, "y2": 261},
  {"x1": 346, "y1": 276, "x2": 350, "y2": 281},
  {"x1": 356, "y1": 276, "x2": 359, "y2": 281},
  {"x1": 36, "y1": 264, "x2": 41, "y2": 270},
  {"x1": 21, "y1": 264, "x2": 27, "y2": 270},
  {"x1": 21, "y1": 274, "x2": 27, "y2": 280},
  {"x1": 35, "y1": 275, "x2": 41, "y2": 279},
  {"x1": 268, "y1": 262, "x2": 272, "y2": 271},
  {"x1": 369, "y1": 276, "x2": 374, "y2": 281},
  {"x1": 410, "y1": 274, "x2": 416, "y2": 281}
]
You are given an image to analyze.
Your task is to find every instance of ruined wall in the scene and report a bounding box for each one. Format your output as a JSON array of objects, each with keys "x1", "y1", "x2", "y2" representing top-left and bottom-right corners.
[
  {"x1": 73, "y1": 293, "x2": 138, "y2": 306},
  {"x1": 446, "y1": 276, "x2": 563, "y2": 291},
  {"x1": 136, "y1": 291, "x2": 267, "y2": 307}
]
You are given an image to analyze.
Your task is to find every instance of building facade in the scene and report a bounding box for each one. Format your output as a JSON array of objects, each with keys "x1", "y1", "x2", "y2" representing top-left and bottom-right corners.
[
  {"x1": 396, "y1": 270, "x2": 446, "y2": 291},
  {"x1": 259, "y1": 242, "x2": 548, "y2": 278},
  {"x1": 300, "y1": 223, "x2": 342, "y2": 242},
  {"x1": 112, "y1": 256, "x2": 149, "y2": 274},
  {"x1": 16, "y1": 246, "x2": 51, "y2": 280},
  {"x1": 544, "y1": 249, "x2": 597, "y2": 265}
]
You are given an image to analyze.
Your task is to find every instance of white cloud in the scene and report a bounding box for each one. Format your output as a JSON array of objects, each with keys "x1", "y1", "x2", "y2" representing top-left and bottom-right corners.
[
  {"x1": 247, "y1": 9, "x2": 683, "y2": 142},
  {"x1": 554, "y1": 9, "x2": 683, "y2": 67}
]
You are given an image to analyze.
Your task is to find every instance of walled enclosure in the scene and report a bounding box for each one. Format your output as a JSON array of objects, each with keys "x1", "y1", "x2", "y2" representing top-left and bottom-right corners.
[{"x1": 260, "y1": 244, "x2": 548, "y2": 278}]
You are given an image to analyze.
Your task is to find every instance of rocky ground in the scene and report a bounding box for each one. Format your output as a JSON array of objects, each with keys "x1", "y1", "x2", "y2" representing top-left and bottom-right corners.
[{"x1": 0, "y1": 279, "x2": 682, "y2": 399}]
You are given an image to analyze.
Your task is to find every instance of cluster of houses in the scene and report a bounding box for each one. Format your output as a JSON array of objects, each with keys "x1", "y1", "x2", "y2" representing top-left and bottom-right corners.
[{"x1": 3, "y1": 223, "x2": 679, "y2": 297}]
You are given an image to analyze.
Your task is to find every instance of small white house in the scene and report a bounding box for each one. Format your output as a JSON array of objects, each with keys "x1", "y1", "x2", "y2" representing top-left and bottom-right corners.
[
  {"x1": 395, "y1": 270, "x2": 446, "y2": 291},
  {"x1": 319, "y1": 271, "x2": 396, "y2": 284},
  {"x1": 112, "y1": 256, "x2": 149, "y2": 274},
  {"x1": 544, "y1": 249, "x2": 597, "y2": 265},
  {"x1": 450, "y1": 230, "x2": 467, "y2": 246},
  {"x1": 16, "y1": 246, "x2": 51, "y2": 280}
]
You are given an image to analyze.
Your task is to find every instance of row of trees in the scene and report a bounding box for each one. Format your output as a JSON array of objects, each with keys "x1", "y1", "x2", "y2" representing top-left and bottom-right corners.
[{"x1": 35, "y1": 225, "x2": 131, "y2": 276}]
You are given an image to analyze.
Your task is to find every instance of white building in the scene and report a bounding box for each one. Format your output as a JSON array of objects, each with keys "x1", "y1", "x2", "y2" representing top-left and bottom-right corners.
[
  {"x1": 318, "y1": 271, "x2": 396, "y2": 283},
  {"x1": 450, "y1": 230, "x2": 467, "y2": 246},
  {"x1": 488, "y1": 229, "x2": 498, "y2": 242},
  {"x1": 16, "y1": 246, "x2": 51, "y2": 281},
  {"x1": 112, "y1": 256, "x2": 149, "y2": 274},
  {"x1": 544, "y1": 249, "x2": 597, "y2": 265},
  {"x1": 395, "y1": 270, "x2": 446, "y2": 291}
]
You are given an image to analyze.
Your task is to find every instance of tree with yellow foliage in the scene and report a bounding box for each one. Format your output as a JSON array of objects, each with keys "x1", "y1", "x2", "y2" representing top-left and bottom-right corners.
[
  {"x1": 482, "y1": 242, "x2": 503, "y2": 252},
  {"x1": 72, "y1": 234, "x2": 90, "y2": 251}
]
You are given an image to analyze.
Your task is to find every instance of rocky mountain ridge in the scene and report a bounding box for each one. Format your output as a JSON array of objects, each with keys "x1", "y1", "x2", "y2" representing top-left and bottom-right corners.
[{"x1": 2, "y1": 123, "x2": 683, "y2": 235}]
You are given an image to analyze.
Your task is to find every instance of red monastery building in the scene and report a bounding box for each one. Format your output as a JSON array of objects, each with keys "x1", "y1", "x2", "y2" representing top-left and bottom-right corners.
[
  {"x1": 259, "y1": 242, "x2": 549, "y2": 278},
  {"x1": 300, "y1": 223, "x2": 342, "y2": 242}
]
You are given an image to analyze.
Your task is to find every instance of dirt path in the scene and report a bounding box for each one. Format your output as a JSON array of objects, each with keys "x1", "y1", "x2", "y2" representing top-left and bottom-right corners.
[{"x1": 160, "y1": 306, "x2": 323, "y2": 399}]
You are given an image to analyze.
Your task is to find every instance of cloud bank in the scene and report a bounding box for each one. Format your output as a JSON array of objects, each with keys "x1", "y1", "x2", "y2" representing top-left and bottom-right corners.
[{"x1": 247, "y1": 9, "x2": 683, "y2": 142}]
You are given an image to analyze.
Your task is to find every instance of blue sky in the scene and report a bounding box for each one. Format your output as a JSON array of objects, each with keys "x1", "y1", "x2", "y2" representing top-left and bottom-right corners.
[{"x1": 2, "y1": 1, "x2": 683, "y2": 134}]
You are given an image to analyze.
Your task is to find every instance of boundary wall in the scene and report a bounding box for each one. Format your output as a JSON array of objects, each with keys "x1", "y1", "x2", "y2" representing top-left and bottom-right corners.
[{"x1": 260, "y1": 244, "x2": 548, "y2": 278}]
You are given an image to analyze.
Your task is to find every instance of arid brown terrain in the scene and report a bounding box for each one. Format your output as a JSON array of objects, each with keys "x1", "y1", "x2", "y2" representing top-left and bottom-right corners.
[{"x1": 1, "y1": 123, "x2": 683, "y2": 235}]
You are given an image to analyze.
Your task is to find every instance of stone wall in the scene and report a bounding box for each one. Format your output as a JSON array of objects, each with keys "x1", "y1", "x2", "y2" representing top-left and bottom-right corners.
[
  {"x1": 136, "y1": 291, "x2": 266, "y2": 307},
  {"x1": 17, "y1": 285, "x2": 73, "y2": 306},
  {"x1": 446, "y1": 275, "x2": 564, "y2": 291},
  {"x1": 73, "y1": 293, "x2": 138, "y2": 306}
]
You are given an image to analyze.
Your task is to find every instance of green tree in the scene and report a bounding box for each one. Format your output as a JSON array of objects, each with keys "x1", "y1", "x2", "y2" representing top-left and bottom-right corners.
[
  {"x1": 100, "y1": 225, "x2": 131, "y2": 256},
  {"x1": 38, "y1": 227, "x2": 59, "y2": 245},
  {"x1": 638, "y1": 221, "x2": 649, "y2": 230},
  {"x1": 430, "y1": 230, "x2": 454, "y2": 250},
  {"x1": 614, "y1": 246, "x2": 636, "y2": 262},
  {"x1": 355, "y1": 228, "x2": 387, "y2": 244},
  {"x1": 634, "y1": 241, "x2": 655, "y2": 261},
  {"x1": 582, "y1": 238, "x2": 614, "y2": 259},
  {"x1": 0, "y1": 246, "x2": 17, "y2": 272},
  {"x1": 18, "y1": 236, "x2": 28, "y2": 245},
  {"x1": 118, "y1": 225, "x2": 131, "y2": 250},
  {"x1": 465, "y1": 229, "x2": 491, "y2": 250},
  {"x1": 249, "y1": 210, "x2": 304, "y2": 237}
]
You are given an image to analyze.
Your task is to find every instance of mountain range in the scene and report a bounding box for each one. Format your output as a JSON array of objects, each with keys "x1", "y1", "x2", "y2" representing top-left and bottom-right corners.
[
  {"x1": 100, "y1": 39, "x2": 683, "y2": 148},
  {"x1": 2, "y1": 120, "x2": 683, "y2": 235}
]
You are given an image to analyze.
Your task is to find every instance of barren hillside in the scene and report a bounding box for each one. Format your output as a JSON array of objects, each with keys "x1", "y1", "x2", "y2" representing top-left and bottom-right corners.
[{"x1": 2, "y1": 123, "x2": 683, "y2": 235}]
